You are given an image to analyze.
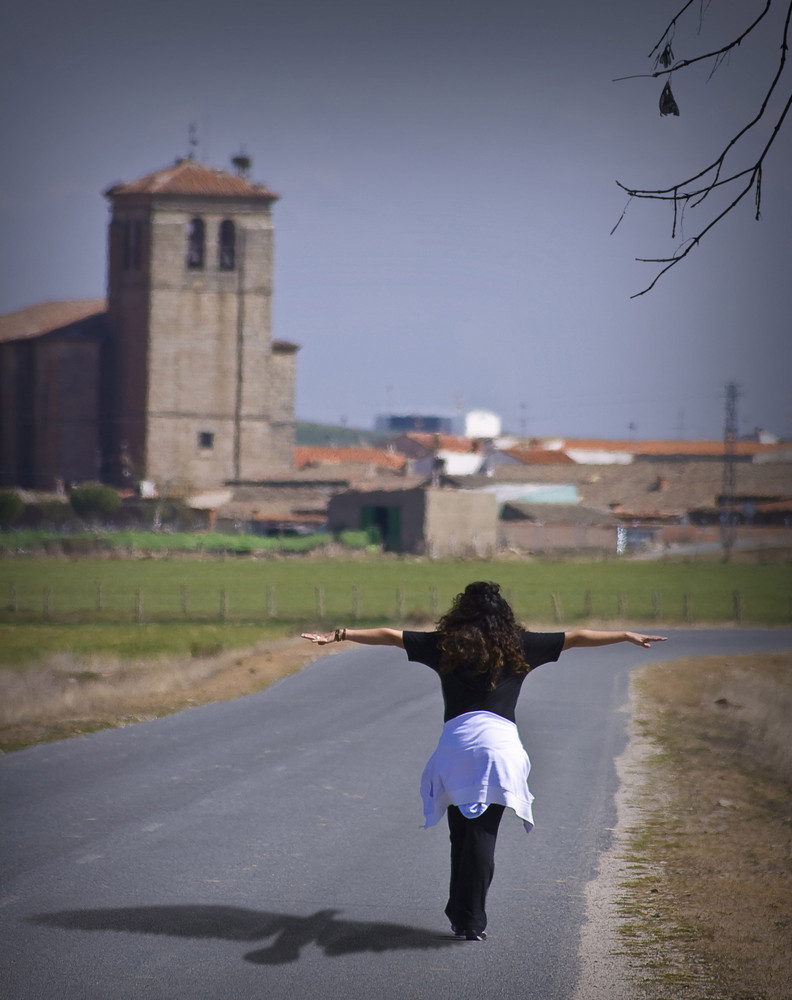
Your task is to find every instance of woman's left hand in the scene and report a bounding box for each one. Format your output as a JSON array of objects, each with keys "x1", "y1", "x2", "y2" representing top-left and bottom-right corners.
[
  {"x1": 301, "y1": 631, "x2": 337, "y2": 645},
  {"x1": 625, "y1": 632, "x2": 667, "y2": 648}
]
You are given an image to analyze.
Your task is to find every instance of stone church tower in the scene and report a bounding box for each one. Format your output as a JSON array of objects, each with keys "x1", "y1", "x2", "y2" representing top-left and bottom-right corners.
[{"x1": 105, "y1": 156, "x2": 297, "y2": 489}]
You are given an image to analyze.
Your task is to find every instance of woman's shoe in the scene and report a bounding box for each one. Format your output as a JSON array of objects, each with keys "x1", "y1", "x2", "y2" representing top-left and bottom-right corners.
[{"x1": 453, "y1": 928, "x2": 486, "y2": 940}]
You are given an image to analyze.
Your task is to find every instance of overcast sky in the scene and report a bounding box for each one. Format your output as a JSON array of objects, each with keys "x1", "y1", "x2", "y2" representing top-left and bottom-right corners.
[{"x1": 2, "y1": 0, "x2": 790, "y2": 440}]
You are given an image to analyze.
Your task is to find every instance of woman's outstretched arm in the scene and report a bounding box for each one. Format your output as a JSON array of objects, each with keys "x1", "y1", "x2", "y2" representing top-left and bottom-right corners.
[
  {"x1": 301, "y1": 627, "x2": 405, "y2": 648},
  {"x1": 562, "y1": 629, "x2": 666, "y2": 651}
]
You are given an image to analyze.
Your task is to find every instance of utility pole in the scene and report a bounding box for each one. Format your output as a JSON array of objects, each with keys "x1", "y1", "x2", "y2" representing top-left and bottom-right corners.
[{"x1": 720, "y1": 382, "x2": 740, "y2": 562}]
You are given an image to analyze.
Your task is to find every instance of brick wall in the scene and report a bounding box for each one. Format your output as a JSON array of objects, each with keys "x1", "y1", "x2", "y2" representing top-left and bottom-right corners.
[{"x1": 424, "y1": 488, "x2": 498, "y2": 558}]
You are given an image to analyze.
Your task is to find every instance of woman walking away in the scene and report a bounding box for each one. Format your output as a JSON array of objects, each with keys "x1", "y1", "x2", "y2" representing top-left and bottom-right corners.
[{"x1": 302, "y1": 580, "x2": 665, "y2": 941}]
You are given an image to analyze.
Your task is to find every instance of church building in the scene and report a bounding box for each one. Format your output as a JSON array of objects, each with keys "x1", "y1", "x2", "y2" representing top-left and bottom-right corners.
[{"x1": 0, "y1": 156, "x2": 298, "y2": 490}]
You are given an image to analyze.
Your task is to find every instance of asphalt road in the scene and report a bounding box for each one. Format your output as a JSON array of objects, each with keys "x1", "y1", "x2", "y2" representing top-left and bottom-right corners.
[{"x1": 2, "y1": 629, "x2": 790, "y2": 1000}]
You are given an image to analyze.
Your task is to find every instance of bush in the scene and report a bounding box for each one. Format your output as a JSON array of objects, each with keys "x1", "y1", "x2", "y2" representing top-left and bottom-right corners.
[
  {"x1": 278, "y1": 534, "x2": 328, "y2": 553},
  {"x1": 33, "y1": 500, "x2": 81, "y2": 530},
  {"x1": 0, "y1": 490, "x2": 24, "y2": 529},
  {"x1": 154, "y1": 497, "x2": 200, "y2": 531},
  {"x1": 339, "y1": 528, "x2": 382, "y2": 549},
  {"x1": 69, "y1": 483, "x2": 121, "y2": 524}
]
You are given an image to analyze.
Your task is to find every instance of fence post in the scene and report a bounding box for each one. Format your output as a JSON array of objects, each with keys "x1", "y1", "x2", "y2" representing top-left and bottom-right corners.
[
  {"x1": 583, "y1": 589, "x2": 592, "y2": 619},
  {"x1": 316, "y1": 586, "x2": 325, "y2": 619},
  {"x1": 220, "y1": 587, "x2": 229, "y2": 622},
  {"x1": 551, "y1": 593, "x2": 563, "y2": 624},
  {"x1": 733, "y1": 589, "x2": 743, "y2": 624},
  {"x1": 181, "y1": 584, "x2": 189, "y2": 617},
  {"x1": 43, "y1": 586, "x2": 53, "y2": 620},
  {"x1": 267, "y1": 584, "x2": 276, "y2": 618},
  {"x1": 397, "y1": 588, "x2": 405, "y2": 620},
  {"x1": 652, "y1": 590, "x2": 661, "y2": 621},
  {"x1": 135, "y1": 588, "x2": 144, "y2": 623},
  {"x1": 96, "y1": 581, "x2": 104, "y2": 613},
  {"x1": 352, "y1": 585, "x2": 361, "y2": 620},
  {"x1": 430, "y1": 586, "x2": 439, "y2": 619},
  {"x1": 683, "y1": 593, "x2": 692, "y2": 624},
  {"x1": 618, "y1": 593, "x2": 627, "y2": 620},
  {"x1": 9, "y1": 583, "x2": 18, "y2": 612}
]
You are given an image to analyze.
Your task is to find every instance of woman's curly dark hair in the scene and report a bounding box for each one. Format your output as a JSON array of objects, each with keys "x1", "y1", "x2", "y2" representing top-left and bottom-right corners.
[{"x1": 436, "y1": 581, "x2": 526, "y2": 688}]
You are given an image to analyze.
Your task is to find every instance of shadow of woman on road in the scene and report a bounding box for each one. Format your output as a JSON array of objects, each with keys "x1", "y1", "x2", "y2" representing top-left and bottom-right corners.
[{"x1": 28, "y1": 904, "x2": 463, "y2": 964}]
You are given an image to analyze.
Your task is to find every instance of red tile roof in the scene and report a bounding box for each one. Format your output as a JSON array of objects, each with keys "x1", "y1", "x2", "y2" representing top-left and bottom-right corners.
[
  {"x1": 105, "y1": 158, "x2": 279, "y2": 201},
  {"x1": 503, "y1": 447, "x2": 575, "y2": 465},
  {"x1": 295, "y1": 446, "x2": 406, "y2": 471},
  {"x1": 559, "y1": 438, "x2": 784, "y2": 458},
  {"x1": 0, "y1": 299, "x2": 106, "y2": 343},
  {"x1": 397, "y1": 433, "x2": 482, "y2": 454}
]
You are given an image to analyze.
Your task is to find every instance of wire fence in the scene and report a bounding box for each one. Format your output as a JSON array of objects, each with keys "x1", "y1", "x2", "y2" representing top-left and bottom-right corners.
[{"x1": 4, "y1": 580, "x2": 788, "y2": 626}]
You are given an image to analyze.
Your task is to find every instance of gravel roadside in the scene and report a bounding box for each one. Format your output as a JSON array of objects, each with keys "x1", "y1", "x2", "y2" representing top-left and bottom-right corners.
[{"x1": 573, "y1": 697, "x2": 655, "y2": 1000}]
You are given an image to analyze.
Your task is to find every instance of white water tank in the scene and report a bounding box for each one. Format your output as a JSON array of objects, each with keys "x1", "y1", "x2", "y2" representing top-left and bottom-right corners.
[{"x1": 464, "y1": 410, "x2": 501, "y2": 439}]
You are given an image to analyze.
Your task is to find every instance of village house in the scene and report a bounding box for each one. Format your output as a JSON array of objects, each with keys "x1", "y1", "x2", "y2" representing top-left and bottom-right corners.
[
  {"x1": 2, "y1": 152, "x2": 788, "y2": 558},
  {"x1": 289, "y1": 431, "x2": 790, "y2": 556}
]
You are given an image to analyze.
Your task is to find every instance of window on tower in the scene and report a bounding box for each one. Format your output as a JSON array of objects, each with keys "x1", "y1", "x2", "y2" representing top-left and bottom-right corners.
[
  {"x1": 219, "y1": 220, "x2": 236, "y2": 270},
  {"x1": 198, "y1": 431, "x2": 215, "y2": 450},
  {"x1": 186, "y1": 218, "x2": 205, "y2": 269}
]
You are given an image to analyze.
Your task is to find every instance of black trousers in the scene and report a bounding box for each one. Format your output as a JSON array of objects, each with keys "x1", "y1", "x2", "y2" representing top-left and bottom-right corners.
[{"x1": 445, "y1": 803, "x2": 506, "y2": 935}]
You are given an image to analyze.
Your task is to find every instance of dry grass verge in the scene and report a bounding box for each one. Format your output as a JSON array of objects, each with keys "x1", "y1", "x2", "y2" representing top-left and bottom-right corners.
[
  {"x1": 0, "y1": 638, "x2": 341, "y2": 752},
  {"x1": 617, "y1": 653, "x2": 792, "y2": 1000}
]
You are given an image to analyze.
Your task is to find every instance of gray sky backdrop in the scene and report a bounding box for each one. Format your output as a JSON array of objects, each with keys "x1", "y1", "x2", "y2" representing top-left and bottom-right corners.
[{"x1": 1, "y1": 0, "x2": 790, "y2": 440}]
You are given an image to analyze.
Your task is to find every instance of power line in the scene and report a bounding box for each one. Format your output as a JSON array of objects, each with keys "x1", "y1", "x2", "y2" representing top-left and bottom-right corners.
[{"x1": 720, "y1": 381, "x2": 741, "y2": 561}]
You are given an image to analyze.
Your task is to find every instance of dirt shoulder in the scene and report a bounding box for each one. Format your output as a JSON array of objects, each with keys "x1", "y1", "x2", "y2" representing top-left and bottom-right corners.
[{"x1": 576, "y1": 652, "x2": 792, "y2": 1000}]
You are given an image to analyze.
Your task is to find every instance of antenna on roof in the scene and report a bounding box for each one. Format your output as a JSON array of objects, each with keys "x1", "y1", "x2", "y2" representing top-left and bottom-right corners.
[{"x1": 187, "y1": 122, "x2": 199, "y2": 160}]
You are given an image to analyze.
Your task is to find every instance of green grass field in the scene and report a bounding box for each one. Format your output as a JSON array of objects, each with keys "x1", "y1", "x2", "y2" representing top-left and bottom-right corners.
[{"x1": 1, "y1": 556, "x2": 789, "y2": 667}]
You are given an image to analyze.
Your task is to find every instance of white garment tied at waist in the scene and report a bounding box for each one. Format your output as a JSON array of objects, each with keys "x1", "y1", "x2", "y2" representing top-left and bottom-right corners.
[{"x1": 420, "y1": 710, "x2": 535, "y2": 833}]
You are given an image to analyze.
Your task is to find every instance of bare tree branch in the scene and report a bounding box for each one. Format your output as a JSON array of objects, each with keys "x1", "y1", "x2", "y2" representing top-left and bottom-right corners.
[
  {"x1": 613, "y1": 0, "x2": 792, "y2": 297},
  {"x1": 614, "y1": 1, "x2": 774, "y2": 82},
  {"x1": 648, "y1": 0, "x2": 700, "y2": 61}
]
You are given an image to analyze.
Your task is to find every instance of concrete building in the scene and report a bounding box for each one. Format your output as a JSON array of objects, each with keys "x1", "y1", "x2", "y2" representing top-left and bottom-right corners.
[
  {"x1": 328, "y1": 486, "x2": 498, "y2": 557},
  {"x1": 0, "y1": 156, "x2": 298, "y2": 490}
]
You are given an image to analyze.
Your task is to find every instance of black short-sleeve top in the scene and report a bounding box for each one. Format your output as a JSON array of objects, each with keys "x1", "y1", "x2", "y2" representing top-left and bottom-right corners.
[{"x1": 402, "y1": 629, "x2": 565, "y2": 723}]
